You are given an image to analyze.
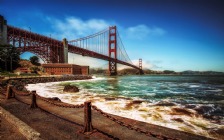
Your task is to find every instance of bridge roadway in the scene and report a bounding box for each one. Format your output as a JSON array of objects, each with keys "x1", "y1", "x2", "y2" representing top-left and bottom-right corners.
[
  {"x1": 7, "y1": 25, "x2": 141, "y2": 71},
  {"x1": 1, "y1": 91, "x2": 211, "y2": 140}
]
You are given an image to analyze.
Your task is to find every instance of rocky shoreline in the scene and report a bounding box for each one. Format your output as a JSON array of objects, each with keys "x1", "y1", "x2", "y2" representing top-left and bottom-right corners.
[{"x1": 0, "y1": 75, "x2": 219, "y2": 140}]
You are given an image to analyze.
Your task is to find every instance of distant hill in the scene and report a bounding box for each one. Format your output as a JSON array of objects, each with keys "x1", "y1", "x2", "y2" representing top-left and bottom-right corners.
[
  {"x1": 87, "y1": 68, "x2": 224, "y2": 76},
  {"x1": 118, "y1": 68, "x2": 140, "y2": 75},
  {"x1": 89, "y1": 68, "x2": 107, "y2": 75},
  {"x1": 180, "y1": 70, "x2": 224, "y2": 75}
]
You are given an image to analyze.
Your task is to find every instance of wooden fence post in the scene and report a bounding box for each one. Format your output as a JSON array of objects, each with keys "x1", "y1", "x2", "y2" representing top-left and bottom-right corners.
[
  {"x1": 6, "y1": 85, "x2": 13, "y2": 99},
  {"x1": 11, "y1": 88, "x2": 15, "y2": 98},
  {"x1": 84, "y1": 101, "x2": 93, "y2": 133},
  {"x1": 30, "y1": 91, "x2": 38, "y2": 108}
]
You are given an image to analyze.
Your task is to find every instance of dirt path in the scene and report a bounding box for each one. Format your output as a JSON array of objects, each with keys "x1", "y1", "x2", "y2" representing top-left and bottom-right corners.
[
  {"x1": 0, "y1": 116, "x2": 26, "y2": 140},
  {"x1": 0, "y1": 95, "x2": 113, "y2": 140}
]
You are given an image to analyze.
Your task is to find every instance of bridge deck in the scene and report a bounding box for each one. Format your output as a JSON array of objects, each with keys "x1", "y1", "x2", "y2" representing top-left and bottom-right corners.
[{"x1": 7, "y1": 25, "x2": 141, "y2": 71}]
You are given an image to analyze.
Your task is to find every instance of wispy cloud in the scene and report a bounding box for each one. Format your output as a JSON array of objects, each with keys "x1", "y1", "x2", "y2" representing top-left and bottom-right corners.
[
  {"x1": 117, "y1": 59, "x2": 161, "y2": 70},
  {"x1": 68, "y1": 53, "x2": 106, "y2": 68},
  {"x1": 126, "y1": 25, "x2": 166, "y2": 40},
  {"x1": 132, "y1": 59, "x2": 160, "y2": 69},
  {"x1": 45, "y1": 16, "x2": 166, "y2": 41},
  {"x1": 46, "y1": 16, "x2": 112, "y2": 40},
  {"x1": 26, "y1": 14, "x2": 166, "y2": 68}
]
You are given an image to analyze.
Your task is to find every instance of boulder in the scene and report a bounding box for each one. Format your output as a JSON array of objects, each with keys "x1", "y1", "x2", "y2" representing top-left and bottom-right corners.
[
  {"x1": 48, "y1": 97, "x2": 61, "y2": 102},
  {"x1": 63, "y1": 85, "x2": 79, "y2": 93},
  {"x1": 154, "y1": 101, "x2": 176, "y2": 106}
]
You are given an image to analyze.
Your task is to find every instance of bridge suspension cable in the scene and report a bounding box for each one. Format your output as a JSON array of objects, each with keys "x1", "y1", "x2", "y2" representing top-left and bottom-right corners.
[
  {"x1": 116, "y1": 30, "x2": 134, "y2": 66},
  {"x1": 6, "y1": 22, "x2": 142, "y2": 73},
  {"x1": 68, "y1": 27, "x2": 135, "y2": 67},
  {"x1": 68, "y1": 28, "x2": 109, "y2": 57}
]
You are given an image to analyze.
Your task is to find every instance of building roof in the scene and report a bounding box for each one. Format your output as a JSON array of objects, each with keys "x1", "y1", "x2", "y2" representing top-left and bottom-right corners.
[{"x1": 42, "y1": 63, "x2": 88, "y2": 68}]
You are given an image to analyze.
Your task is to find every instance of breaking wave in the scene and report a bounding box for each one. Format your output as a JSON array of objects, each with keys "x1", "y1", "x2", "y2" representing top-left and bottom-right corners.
[{"x1": 26, "y1": 75, "x2": 224, "y2": 139}]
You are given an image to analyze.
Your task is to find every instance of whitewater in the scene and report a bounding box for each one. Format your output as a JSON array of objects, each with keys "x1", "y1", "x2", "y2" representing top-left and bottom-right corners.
[{"x1": 26, "y1": 75, "x2": 224, "y2": 139}]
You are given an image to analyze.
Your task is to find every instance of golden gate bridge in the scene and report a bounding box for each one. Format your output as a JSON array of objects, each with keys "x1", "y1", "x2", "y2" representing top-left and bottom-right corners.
[{"x1": 1, "y1": 16, "x2": 143, "y2": 75}]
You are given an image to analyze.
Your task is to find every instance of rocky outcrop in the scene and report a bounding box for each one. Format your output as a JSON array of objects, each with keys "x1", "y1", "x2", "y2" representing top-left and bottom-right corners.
[
  {"x1": 47, "y1": 97, "x2": 61, "y2": 102},
  {"x1": 63, "y1": 85, "x2": 79, "y2": 93}
]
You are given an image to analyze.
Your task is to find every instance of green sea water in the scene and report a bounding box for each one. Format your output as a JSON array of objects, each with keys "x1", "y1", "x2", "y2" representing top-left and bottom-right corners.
[
  {"x1": 68, "y1": 75, "x2": 224, "y2": 104},
  {"x1": 26, "y1": 75, "x2": 224, "y2": 139}
]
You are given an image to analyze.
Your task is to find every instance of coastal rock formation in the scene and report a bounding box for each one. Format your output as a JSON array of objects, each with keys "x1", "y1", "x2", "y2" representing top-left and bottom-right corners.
[
  {"x1": 48, "y1": 97, "x2": 61, "y2": 102},
  {"x1": 63, "y1": 85, "x2": 79, "y2": 93},
  {"x1": 154, "y1": 101, "x2": 176, "y2": 106}
]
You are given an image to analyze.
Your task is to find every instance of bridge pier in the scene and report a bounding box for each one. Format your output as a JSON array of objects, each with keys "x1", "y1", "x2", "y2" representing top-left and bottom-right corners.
[
  {"x1": 109, "y1": 26, "x2": 117, "y2": 76},
  {"x1": 109, "y1": 61, "x2": 117, "y2": 76},
  {"x1": 0, "y1": 15, "x2": 7, "y2": 45},
  {"x1": 62, "y1": 38, "x2": 68, "y2": 63}
]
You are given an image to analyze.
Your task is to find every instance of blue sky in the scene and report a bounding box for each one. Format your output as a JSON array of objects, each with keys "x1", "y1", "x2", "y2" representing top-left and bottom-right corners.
[{"x1": 1, "y1": 0, "x2": 224, "y2": 72}]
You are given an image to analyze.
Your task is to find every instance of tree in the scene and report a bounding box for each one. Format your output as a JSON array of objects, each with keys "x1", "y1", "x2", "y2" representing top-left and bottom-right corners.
[
  {"x1": 29, "y1": 56, "x2": 40, "y2": 66},
  {"x1": 0, "y1": 45, "x2": 8, "y2": 70},
  {"x1": 163, "y1": 70, "x2": 175, "y2": 74},
  {"x1": 0, "y1": 44, "x2": 20, "y2": 71}
]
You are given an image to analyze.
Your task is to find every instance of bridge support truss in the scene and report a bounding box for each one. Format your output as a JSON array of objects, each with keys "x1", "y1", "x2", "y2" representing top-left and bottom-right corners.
[
  {"x1": 108, "y1": 26, "x2": 117, "y2": 76},
  {"x1": 4, "y1": 12, "x2": 143, "y2": 76},
  {"x1": 6, "y1": 24, "x2": 68, "y2": 63}
]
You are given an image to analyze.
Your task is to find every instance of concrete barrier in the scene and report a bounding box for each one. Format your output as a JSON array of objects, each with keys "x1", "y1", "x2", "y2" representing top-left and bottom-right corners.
[{"x1": 0, "y1": 106, "x2": 42, "y2": 140}]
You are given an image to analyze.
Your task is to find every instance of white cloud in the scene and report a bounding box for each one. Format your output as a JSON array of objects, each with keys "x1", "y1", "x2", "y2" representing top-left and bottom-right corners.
[
  {"x1": 126, "y1": 25, "x2": 166, "y2": 39},
  {"x1": 39, "y1": 15, "x2": 166, "y2": 68},
  {"x1": 45, "y1": 16, "x2": 165, "y2": 41},
  {"x1": 117, "y1": 59, "x2": 159, "y2": 70},
  {"x1": 46, "y1": 16, "x2": 112, "y2": 40},
  {"x1": 68, "y1": 53, "x2": 106, "y2": 68},
  {"x1": 132, "y1": 59, "x2": 154, "y2": 69}
]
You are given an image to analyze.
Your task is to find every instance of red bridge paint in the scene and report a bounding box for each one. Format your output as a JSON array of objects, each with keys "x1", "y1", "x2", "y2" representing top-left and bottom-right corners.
[{"x1": 7, "y1": 25, "x2": 142, "y2": 75}]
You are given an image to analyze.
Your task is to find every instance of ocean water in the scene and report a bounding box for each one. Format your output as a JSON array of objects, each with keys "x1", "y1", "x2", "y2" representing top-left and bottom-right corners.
[{"x1": 26, "y1": 75, "x2": 224, "y2": 139}]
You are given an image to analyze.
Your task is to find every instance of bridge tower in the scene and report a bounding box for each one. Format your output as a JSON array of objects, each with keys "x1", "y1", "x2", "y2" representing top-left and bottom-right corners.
[
  {"x1": 139, "y1": 58, "x2": 144, "y2": 75},
  {"x1": 139, "y1": 58, "x2": 142, "y2": 70},
  {"x1": 0, "y1": 15, "x2": 7, "y2": 45},
  {"x1": 108, "y1": 26, "x2": 117, "y2": 76}
]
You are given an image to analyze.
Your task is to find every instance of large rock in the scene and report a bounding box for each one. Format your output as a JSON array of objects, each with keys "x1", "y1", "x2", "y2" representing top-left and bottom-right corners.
[
  {"x1": 63, "y1": 85, "x2": 79, "y2": 92},
  {"x1": 48, "y1": 97, "x2": 61, "y2": 102}
]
